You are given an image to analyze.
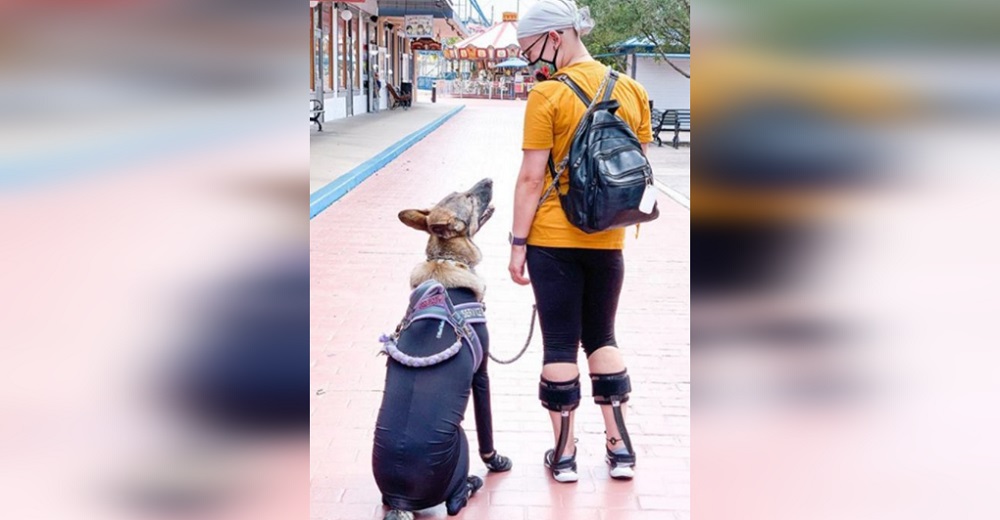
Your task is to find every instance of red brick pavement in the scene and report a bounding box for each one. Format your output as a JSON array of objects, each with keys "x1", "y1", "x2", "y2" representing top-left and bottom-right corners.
[{"x1": 310, "y1": 99, "x2": 690, "y2": 520}]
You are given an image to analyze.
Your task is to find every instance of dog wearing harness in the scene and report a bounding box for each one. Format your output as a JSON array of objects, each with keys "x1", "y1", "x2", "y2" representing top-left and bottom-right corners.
[{"x1": 372, "y1": 179, "x2": 511, "y2": 520}]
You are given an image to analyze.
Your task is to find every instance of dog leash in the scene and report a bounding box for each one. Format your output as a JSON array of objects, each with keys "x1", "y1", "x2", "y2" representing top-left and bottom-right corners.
[{"x1": 488, "y1": 304, "x2": 537, "y2": 365}]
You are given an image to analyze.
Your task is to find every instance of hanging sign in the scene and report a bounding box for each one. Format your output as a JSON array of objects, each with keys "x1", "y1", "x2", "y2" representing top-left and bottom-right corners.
[
  {"x1": 410, "y1": 38, "x2": 442, "y2": 51},
  {"x1": 404, "y1": 15, "x2": 434, "y2": 39}
]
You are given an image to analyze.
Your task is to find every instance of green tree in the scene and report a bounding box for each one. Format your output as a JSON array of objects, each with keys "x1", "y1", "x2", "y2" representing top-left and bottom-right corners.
[{"x1": 577, "y1": 0, "x2": 690, "y2": 78}]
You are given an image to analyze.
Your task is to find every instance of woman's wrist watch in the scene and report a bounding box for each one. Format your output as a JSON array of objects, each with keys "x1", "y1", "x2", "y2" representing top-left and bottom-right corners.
[{"x1": 508, "y1": 232, "x2": 528, "y2": 247}]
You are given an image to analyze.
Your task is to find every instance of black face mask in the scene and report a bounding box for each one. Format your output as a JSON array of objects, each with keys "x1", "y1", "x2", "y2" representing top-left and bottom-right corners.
[{"x1": 524, "y1": 34, "x2": 560, "y2": 81}]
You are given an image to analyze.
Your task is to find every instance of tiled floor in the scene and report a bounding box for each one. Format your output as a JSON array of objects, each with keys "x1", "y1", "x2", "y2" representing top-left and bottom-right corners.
[{"x1": 310, "y1": 99, "x2": 689, "y2": 519}]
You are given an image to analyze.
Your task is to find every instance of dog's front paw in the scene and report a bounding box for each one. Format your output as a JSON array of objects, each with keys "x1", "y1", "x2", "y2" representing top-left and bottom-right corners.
[{"x1": 482, "y1": 451, "x2": 513, "y2": 472}]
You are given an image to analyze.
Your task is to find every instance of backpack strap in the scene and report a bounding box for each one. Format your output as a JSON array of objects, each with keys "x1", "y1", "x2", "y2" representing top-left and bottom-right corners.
[
  {"x1": 553, "y1": 67, "x2": 619, "y2": 107},
  {"x1": 601, "y1": 70, "x2": 620, "y2": 102},
  {"x1": 553, "y1": 75, "x2": 592, "y2": 107}
]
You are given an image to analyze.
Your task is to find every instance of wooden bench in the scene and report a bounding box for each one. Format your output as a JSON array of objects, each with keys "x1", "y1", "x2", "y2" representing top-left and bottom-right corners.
[
  {"x1": 386, "y1": 83, "x2": 412, "y2": 110},
  {"x1": 654, "y1": 109, "x2": 690, "y2": 148},
  {"x1": 310, "y1": 99, "x2": 324, "y2": 131},
  {"x1": 650, "y1": 108, "x2": 664, "y2": 138}
]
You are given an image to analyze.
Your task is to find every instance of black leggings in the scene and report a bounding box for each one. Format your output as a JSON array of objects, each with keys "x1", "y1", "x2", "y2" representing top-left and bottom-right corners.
[{"x1": 526, "y1": 246, "x2": 625, "y2": 364}]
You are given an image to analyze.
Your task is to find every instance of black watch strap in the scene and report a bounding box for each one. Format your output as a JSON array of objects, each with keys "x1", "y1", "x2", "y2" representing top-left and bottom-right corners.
[{"x1": 509, "y1": 232, "x2": 528, "y2": 246}]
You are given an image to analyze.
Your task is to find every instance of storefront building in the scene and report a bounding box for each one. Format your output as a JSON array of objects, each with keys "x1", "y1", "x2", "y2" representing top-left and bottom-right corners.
[{"x1": 310, "y1": 0, "x2": 467, "y2": 122}]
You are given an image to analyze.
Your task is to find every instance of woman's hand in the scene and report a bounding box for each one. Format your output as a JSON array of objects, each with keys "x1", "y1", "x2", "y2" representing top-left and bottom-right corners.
[{"x1": 508, "y1": 246, "x2": 530, "y2": 285}]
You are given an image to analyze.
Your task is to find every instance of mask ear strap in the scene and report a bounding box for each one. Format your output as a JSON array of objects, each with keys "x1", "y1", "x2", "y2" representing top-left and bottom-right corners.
[
  {"x1": 526, "y1": 34, "x2": 549, "y2": 63},
  {"x1": 539, "y1": 33, "x2": 551, "y2": 61}
]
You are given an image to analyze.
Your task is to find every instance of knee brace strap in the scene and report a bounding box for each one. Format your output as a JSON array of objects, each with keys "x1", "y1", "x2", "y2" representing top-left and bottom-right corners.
[
  {"x1": 591, "y1": 370, "x2": 631, "y2": 405},
  {"x1": 539, "y1": 376, "x2": 581, "y2": 412}
]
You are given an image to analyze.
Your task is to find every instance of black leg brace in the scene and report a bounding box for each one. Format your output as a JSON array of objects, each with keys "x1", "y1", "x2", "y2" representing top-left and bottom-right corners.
[
  {"x1": 591, "y1": 370, "x2": 635, "y2": 460},
  {"x1": 539, "y1": 376, "x2": 581, "y2": 465}
]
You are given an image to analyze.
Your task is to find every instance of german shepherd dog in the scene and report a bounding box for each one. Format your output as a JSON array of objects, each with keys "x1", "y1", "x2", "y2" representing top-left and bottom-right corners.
[{"x1": 372, "y1": 178, "x2": 511, "y2": 520}]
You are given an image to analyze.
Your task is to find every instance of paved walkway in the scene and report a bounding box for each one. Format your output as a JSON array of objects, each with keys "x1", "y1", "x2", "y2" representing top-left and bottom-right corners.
[
  {"x1": 310, "y1": 98, "x2": 690, "y2": 520},
  {"x1": 648, "y1": 143, "x2": 691, "y2": 203}
]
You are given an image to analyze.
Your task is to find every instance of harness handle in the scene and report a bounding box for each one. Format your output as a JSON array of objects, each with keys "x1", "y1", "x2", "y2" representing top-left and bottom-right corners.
[{"x1": 379, "y1": 280, "x2": 486, "y2": 370}]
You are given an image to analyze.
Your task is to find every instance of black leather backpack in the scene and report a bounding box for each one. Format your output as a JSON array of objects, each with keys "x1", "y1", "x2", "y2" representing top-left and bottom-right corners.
[{"x1": 542, "y1": 68, "x2": 659, "y2": 234}]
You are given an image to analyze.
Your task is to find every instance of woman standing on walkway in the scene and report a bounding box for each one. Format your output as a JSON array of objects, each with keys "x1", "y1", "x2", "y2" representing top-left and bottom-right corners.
[{"x1": 508, "y1": 0, "x2": 653, "y2": 483}]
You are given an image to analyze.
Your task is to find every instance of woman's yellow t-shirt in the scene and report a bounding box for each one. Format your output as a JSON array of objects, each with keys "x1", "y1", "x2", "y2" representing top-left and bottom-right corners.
[{"x1": 522, "y1": 60, "x2": 653, "y2": 250}]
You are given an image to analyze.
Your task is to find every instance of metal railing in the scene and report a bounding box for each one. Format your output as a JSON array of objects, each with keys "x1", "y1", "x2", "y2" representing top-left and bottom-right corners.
[{"x1": 440, "y1": 79, "x2": 531, "y2": 99}]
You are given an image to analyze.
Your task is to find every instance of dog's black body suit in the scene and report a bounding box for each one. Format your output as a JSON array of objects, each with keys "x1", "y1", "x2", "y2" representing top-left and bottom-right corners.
[{"x1": 372, "y1": 287, "x2": 495, "y2": 512}]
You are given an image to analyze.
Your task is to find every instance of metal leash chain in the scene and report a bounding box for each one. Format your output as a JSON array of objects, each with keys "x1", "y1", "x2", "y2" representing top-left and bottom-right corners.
[{"x1": 488, "y1": 304, "x2": 537, "y2": 365}]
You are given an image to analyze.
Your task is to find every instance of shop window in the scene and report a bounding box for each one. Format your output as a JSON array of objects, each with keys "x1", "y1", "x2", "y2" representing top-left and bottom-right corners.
[
  {"x1": 363, "y1": 22, "x2": 375, "y2": 94},
  {"x1": 338, "y1": 11, "x2": 347, "y2": 90},
  {"x1": 387, "y1": 28, "x2": 395, "y2": 86},
  {"x1": 310, "y1": 8, "x2": 315, "y2": 91},
  {"x1": 353, "y1": 14, "x2": 361, "y2": 90},
  {"x1": 322, "y1": 3, "x2": 333, "y2": 91},
  {"x1": 396, "y1": 35, "x2": 403, "y2": 85}
]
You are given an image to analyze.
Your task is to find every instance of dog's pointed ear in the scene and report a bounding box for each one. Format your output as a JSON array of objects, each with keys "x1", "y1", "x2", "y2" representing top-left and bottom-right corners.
[
  {"x1": 428, "y1": 218, "x2": 466, "y2": 240},
  {"x1": 398, "y1": 209, "x2": 431, "y2": 232}
]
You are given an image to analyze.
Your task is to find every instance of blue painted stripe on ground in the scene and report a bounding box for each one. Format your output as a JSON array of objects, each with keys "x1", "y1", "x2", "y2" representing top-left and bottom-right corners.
[{"x1": 309, "y1": 105, "x2": 465, "y2": 219}]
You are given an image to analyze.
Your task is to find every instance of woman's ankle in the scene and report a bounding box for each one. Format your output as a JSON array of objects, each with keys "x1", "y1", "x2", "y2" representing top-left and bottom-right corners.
[{"x1": 606, "y1": 433, "x2": 628, "y2": 453}]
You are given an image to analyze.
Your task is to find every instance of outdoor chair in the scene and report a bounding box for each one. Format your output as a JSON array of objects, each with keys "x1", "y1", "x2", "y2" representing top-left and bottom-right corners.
[
  {"x1": 651, "y1": 108, "x2": 664, "y2": 136},
  {"x1": 386, "y1": 83, "x2": 411, "y2": 110},
  {"x1": 311, "y1": 99, "x2": 324, "y2": 131}
]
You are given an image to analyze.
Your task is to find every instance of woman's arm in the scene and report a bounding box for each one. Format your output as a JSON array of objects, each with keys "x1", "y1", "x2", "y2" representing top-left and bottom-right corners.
[{"x1": 508, "y1": 149, "x2": 550, "y2": 285}]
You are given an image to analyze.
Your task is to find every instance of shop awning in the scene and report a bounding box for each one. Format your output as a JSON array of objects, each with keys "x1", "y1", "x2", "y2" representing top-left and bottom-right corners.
[{"x1": 378, "y1": 0, "x2": 455, "y2": 18}]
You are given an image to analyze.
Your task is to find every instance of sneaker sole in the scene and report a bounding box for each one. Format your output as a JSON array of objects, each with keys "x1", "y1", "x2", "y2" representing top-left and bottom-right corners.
[
  {"x1": 544, "y1": 449, "x2": 579, "y2": 483},
  {"x1": 609, "y1": 466, "x2": 634, "y2": 480},
  {"x1": 552, "y1": 470, "x2": 579, "y2": 483},
  {"x1": 606, "y1": 454, "x2": 635, "y2": 480}
]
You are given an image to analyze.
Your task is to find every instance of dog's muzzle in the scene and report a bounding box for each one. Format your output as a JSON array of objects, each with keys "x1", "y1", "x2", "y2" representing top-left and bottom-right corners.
[{"x1": 478, "y1": 205, "x2": 495, "y2": 228}]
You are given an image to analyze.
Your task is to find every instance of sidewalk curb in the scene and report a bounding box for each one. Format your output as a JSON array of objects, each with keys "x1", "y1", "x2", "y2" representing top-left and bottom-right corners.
[
  {"x1": 309, "y1": 105, "x2": 466, "y2": 219},
  {"x1": 654, "y1": 178, "x2": 691, "y2": 210}
]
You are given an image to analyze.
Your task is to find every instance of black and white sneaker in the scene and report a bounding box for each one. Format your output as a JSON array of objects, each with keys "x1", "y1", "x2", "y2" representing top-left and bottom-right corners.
[
  {"x1": 543, "y1": 449, "x2": 579, "y2": 483},
  {"x1": 384, "y1": 510, "x2": 414, "y2": 520},
  {"x1": 605, "y1": 448, "x2": 636, "y2": 480}
]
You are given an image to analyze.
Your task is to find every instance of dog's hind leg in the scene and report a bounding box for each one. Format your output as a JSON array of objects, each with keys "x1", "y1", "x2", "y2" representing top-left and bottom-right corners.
[
  {"x1": 443, "y1": 433, "x2": 477, "y2": 516},
  {"x1": 445, "y1": 476, "x2": 483, "y2": 516}
]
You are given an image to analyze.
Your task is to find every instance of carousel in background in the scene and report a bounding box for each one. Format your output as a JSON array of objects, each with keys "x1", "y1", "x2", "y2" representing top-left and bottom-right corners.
[{"x1": 441, "y1": 12, "x2": 533, "y2": 100}]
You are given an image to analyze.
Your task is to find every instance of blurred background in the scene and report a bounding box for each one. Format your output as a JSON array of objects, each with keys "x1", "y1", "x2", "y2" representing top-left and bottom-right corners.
[
  {"x1": 0, "y1": 1, "x2": 307, "y2": 519},
  {"x1": 693, "y1": 0, "x2": 1000, "y2": 519},
  {"x1": 4, "y1": 0, "x2": 1000, "y2": 518}
]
